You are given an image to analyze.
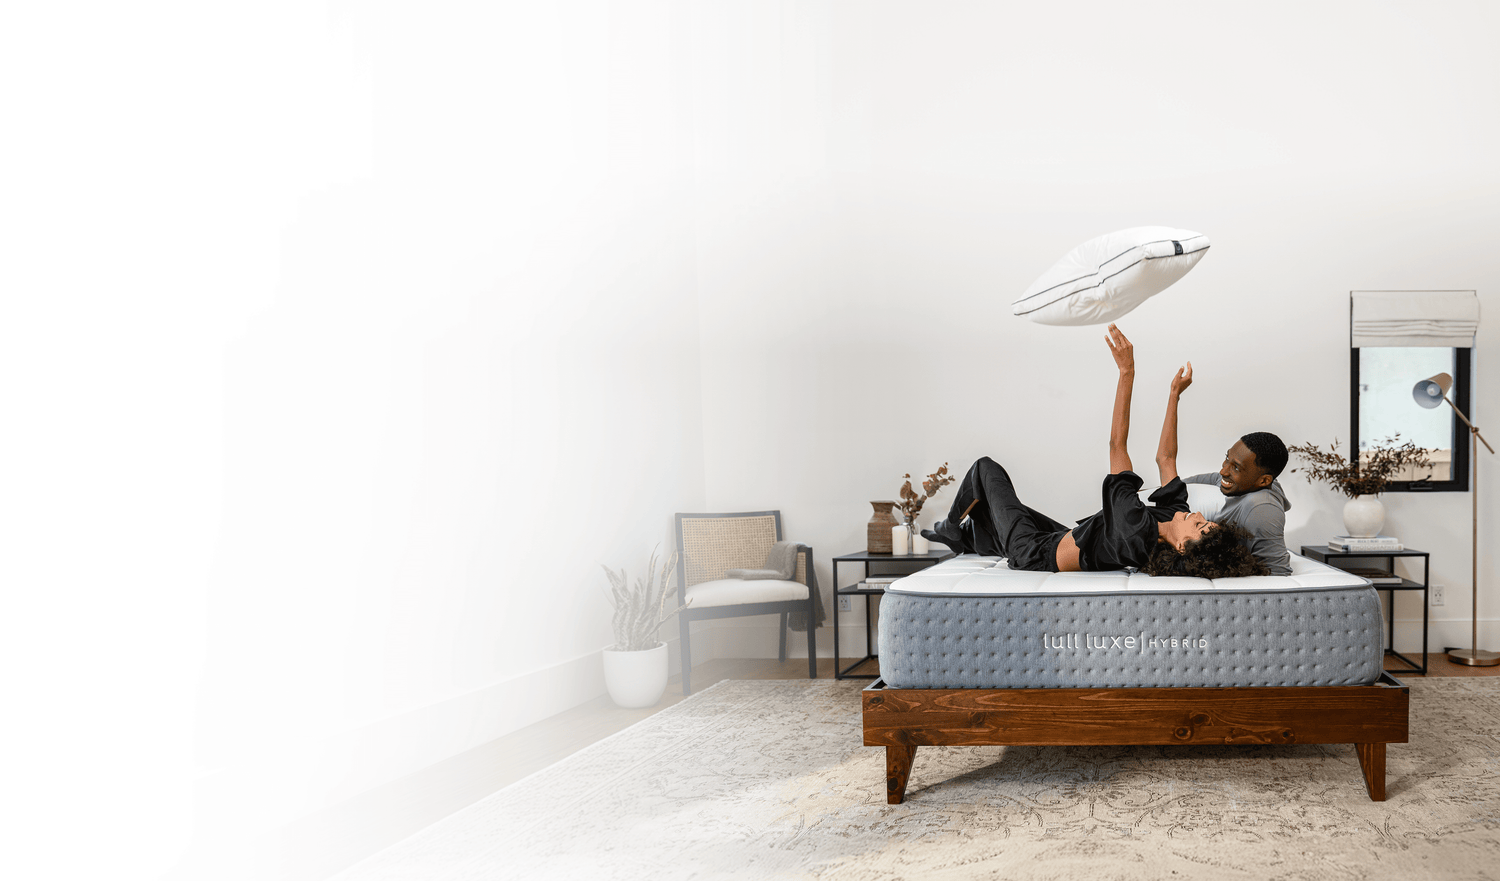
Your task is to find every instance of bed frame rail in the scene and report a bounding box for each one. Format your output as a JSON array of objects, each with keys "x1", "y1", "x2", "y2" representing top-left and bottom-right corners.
[{"x1": 863, "y1": 673, "x2": 1408, "y2": 803}]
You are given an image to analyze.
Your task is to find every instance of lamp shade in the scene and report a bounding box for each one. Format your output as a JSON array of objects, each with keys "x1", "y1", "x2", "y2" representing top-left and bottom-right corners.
[{"x1": 1413, "y1": 372, "x2": 1453, "y2": 409}]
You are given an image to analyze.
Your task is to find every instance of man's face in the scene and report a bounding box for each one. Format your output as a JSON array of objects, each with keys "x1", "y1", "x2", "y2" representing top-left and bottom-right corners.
[{"x1": 1218, "y1": 440, "x2": 1273, "y2": 496}]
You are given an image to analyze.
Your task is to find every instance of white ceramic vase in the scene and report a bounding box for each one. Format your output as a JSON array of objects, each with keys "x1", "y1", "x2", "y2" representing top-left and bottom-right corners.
[
  {"x1": 1342, "y1": 494, "x2": 1385, "y2": 538},
  {"x1": 602, "y1": 642, "x2": 669, "y2": 708}
]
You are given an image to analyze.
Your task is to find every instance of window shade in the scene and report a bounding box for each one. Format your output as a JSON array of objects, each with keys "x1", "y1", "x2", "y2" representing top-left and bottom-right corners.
[{"x1": 1350, "y1": 290, "x2": 1479, "y2": 348}]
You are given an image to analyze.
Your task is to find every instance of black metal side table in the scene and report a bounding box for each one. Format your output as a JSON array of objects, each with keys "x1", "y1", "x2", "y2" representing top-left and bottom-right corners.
[
  {"x1": 1301, "y1": 545, "x2": 1430, "y2": 675},
  {"x1": 831, "y1": 549, "x2": 953, "y2": 679}
]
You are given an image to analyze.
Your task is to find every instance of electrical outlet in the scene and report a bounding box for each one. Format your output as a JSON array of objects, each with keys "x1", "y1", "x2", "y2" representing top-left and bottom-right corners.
[
  {"x1": 838, "y1": 596, "x2": 852, "y2": 613},
  {"x1": 1432, "y1": 584, "x2": 1445, "y2": 606}
]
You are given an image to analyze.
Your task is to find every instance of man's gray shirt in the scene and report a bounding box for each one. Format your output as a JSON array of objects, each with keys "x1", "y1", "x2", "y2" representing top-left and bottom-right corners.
[{"x1": 1183, "y1": 473, "x2": 1292, "y2": 576}]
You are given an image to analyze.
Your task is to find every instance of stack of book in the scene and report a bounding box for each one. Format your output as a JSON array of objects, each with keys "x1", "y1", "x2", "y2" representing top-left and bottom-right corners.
[
  {"x1": 1338, "y1": 566, "x2": 1405, "y2": 586},
  {"x1": 1329, "y1": 534, "x2": 1403, "y2": 552},
  {"x1": 862, "y1": 575, "x2": 901, "y2": 590}
]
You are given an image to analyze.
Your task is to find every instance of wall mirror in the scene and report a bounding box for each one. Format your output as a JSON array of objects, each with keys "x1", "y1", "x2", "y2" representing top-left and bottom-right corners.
[
  {"x1": 1349, "y1": 290, "x2": 1477, "y2": 493},
  {"x1": 1350, "y1": 347, "x2": 1470, "y2": 490}
]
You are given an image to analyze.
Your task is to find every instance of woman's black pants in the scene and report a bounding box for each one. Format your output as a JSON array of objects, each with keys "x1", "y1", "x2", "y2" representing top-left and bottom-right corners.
[{"x1": 941, "y1": 456, "x2": 1069, "y2": 571}]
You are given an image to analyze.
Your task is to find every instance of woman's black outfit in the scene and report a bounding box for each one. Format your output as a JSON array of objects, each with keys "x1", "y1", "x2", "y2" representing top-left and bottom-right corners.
[{"x1": 929, "y1": 457, "x2": 1188, "y2": 572}]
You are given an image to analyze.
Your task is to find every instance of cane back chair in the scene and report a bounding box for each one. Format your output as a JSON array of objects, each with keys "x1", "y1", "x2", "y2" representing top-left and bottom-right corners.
[{"x1": 674, "y1": 510, "x2": 818, "y2": 695}]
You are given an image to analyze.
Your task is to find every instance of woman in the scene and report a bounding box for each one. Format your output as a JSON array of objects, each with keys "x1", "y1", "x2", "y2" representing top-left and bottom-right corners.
[{"x1": 923, "y1": 324, "x2": 1267, "y2": 578}]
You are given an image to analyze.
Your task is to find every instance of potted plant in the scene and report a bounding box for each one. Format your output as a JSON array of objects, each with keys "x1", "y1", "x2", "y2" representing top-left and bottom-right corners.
[
  {"x1": 1288, "y1": 435, "x2": 1432, "y2": 538},
  {"x1": 600, "y1": 547, "x2": 689, "y2": 708}
]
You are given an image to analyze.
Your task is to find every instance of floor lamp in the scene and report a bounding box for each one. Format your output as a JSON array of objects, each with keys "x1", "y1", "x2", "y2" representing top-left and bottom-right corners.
[{"x1": 1413, "y1": 371, "x2": 1499, "y2": 666}]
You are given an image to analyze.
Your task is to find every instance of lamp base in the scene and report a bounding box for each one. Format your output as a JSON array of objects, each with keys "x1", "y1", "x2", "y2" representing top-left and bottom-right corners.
[{"x1": 1447, "y1": 648, "x2": 1500, "y2": 667}]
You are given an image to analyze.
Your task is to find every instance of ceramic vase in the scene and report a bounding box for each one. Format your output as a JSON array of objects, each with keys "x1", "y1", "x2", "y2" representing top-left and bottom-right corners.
[
  {"x1": 1342, "y1": 494, "x2": 1385, "y2": 538},
  {"x1": 868, "y1": 501, "x2": 898, "y2": 554},
  {"x1": 602, "y1": 642, "x2": 669, "y2": 708}
]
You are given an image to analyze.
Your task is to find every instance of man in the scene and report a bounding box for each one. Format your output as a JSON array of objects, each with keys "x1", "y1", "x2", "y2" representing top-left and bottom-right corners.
[{"x1": 1181, "y1": 432, "x2": 1292, "y2": 576}]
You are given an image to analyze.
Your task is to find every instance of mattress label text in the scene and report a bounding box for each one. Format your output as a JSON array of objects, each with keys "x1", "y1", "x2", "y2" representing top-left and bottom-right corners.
[{"x1": 1042, "y1": 632, "x2": 1209, "y2": 653}]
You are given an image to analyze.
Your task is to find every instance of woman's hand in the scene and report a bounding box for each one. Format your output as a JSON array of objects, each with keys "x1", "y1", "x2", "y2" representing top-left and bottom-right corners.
[
  {"x1": 1170, "y1": 361, "x2": 1193, "y2": 397},
  {"x1": 1105, "y1": 323, "x2": 1134, "y2": 374}
]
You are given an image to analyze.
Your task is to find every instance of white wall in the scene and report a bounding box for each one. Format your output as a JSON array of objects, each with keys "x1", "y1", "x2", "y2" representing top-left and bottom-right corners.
[
  {"x1": 690, "y1": 1, "x2": 1500, "y2": 661},
  {"x1": 7, "y1": 3, "x2": 706, "y2": 880},
  {"x1": 186, "y1": 4, "x2": 715, "y2": 877},
  {"x1": 7, "y1": 3, "x2": 1500, "y2": 880}
]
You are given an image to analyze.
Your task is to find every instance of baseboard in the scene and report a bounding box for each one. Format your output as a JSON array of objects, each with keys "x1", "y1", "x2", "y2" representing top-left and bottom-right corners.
[
  {"x1": 711, "y1": 618, "x2": 874, "y2": 659},
  {"x1": 1392, "y1": 617, "x2": 1500, "y2": 657}
]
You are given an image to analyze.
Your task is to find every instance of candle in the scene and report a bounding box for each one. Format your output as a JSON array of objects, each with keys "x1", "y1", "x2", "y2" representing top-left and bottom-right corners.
[
  {"x1": 890, "y1": 523, "x2": 909, "y2": 555},
  {"x1": 911, "y1": 526, "x2": 930, "y2": 555}
]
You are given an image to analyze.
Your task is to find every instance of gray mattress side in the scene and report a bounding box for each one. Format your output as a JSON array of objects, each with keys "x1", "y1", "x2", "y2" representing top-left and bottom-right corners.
[{"x1": 876, "y1": 586, "x2": 1384, "y2": 688}]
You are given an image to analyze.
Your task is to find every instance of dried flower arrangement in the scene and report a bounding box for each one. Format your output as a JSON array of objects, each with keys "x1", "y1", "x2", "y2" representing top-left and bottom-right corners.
[
  {"x1": 1287, "y1": 435, "x2": 1433, "y2": 498},
  {"x1": 600, "y1": 547, "x2": 690, "y2": 652},
  {"x1": 896, "y1": 463, "x2": 958, "y2": 528}
]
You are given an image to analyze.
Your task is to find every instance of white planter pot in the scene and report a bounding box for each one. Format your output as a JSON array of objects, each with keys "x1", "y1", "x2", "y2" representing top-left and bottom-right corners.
[
  {"x1": 1342, "y1": 494, "x2": 1386, "y2": 538},
  {"x1": 602, "y1": 642, "x2": 669, "y2": 708}
]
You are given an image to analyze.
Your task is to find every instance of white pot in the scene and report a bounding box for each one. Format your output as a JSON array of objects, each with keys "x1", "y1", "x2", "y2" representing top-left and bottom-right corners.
[
  {"x1": 1342, "y1": 494, "x2": 1386, "y2": 538},
  {"x1": 602, "y1": 642, "x2": 669, "y2": 708}
]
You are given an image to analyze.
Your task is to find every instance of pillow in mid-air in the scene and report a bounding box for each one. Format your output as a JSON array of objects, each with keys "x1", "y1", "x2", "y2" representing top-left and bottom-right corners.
[{"x1": 1012, "y1": 226, "x2": 1210, "y2": 326}]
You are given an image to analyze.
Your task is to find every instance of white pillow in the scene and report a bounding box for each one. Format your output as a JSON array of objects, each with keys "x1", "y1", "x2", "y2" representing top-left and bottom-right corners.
[
  {"x1": 1185, "y1": 482, "x2": 1225, "y2": 517},
  {"x1": 1139, "y1": 482, "x2": 1224, "y2": 518},
  {"x1": 1012, "y1": 226, "x2": 1210, "y2": 326}
]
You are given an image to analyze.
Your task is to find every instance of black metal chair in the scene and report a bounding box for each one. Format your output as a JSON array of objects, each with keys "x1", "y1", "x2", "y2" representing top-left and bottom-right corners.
[{"x1": 673, "y1": 510, "x2": 819, "y2": 695}]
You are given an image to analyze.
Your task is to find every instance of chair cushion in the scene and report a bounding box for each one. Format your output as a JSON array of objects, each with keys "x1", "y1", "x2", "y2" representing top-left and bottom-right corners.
[
  {"x1": 1012, "y1": 226, "x2": 1210, "y2": 326},
  {"x1": 684, "y1": 578, "x2": 808, "y2": 609}
]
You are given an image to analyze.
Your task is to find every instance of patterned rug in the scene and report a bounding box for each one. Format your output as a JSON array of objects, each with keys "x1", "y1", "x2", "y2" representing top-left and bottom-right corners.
[{"x1": 335, "y1": 678, "x2": 1500, "y2": 881}]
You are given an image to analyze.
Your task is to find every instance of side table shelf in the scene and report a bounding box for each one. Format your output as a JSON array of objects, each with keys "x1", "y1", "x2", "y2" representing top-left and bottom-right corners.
[
  {"x1": 1301, "y1": 545, "x2": 1430, "y2": 676},
  {"x1": 831, "y1": 550, "x2": 953, "y2": 679}
]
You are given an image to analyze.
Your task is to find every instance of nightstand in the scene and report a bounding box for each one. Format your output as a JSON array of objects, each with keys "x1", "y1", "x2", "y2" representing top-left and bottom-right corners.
[
  {"x1": 831, "y1": 549, "x2": 953, "y2": 679},
  {"x1": 1301, "y1": 545, "x2": 1430, "y2": 675}
]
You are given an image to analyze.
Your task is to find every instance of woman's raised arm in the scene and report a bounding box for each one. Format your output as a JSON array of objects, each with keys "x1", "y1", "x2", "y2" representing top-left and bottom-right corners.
[
  {"x1": 1104, "y1": 324, "x2": 1134, "y2": 475},
  {"x1": 1155, "y1": 361, "x2": 1192, "y2": 485}
]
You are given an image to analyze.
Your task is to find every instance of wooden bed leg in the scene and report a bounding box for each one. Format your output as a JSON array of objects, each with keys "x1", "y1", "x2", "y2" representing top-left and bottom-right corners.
[
  {"x1": 886, "y1": 744, "x2": 917, "y2": 804},
  {"x1": 1356, "y1": 742, "x2": 1386, "y2": 801}
]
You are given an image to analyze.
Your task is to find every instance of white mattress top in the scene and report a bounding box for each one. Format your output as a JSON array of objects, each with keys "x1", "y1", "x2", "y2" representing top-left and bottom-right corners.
[{"x1": 886, "y1": 553, "x2": 1369, "y2": 597}]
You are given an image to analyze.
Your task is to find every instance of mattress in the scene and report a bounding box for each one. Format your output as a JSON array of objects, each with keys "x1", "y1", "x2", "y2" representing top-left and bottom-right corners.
[{"x1": 876, "y1": 553, "x2": 1384, "y2": 689}]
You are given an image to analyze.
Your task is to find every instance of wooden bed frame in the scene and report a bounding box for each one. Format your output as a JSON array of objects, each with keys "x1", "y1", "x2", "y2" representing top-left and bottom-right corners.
[{"x1": 863, "y1": 672, "x2": 1409, "y2": 802}]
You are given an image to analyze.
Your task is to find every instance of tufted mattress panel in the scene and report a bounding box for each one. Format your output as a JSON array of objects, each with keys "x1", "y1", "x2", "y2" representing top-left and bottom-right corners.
[{"x1": 876, "y1": 554, "x2": 1384, "y2": 688}]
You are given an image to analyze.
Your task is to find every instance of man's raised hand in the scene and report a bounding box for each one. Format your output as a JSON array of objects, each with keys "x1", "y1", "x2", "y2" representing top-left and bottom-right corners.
[
  {"x1": 1171, "y1": 361, "x2": 1193, "y2": 397},
  {"x1": 1105, "y1": 323, "x2": 1134, "y2": 374}
]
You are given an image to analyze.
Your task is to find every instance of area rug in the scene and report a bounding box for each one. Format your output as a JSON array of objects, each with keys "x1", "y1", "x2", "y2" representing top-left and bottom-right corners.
[{"x1": 335, "y1": 678, "x2": 1500, "y2": 881}]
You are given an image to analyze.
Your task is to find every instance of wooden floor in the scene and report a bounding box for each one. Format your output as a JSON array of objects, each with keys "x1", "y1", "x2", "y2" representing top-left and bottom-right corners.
[
  {"x1": 292, "y1": 652, "x2": 1498, "y2": 881},
  {"x1": 1385, "y1": 651, "x2": 1500, "y2": 677}
]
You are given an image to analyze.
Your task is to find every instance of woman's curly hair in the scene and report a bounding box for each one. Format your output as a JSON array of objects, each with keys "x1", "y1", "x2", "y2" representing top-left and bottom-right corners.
[{"x1": 1142, "y1": 521, "x2": 1269, "y2": 578}]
